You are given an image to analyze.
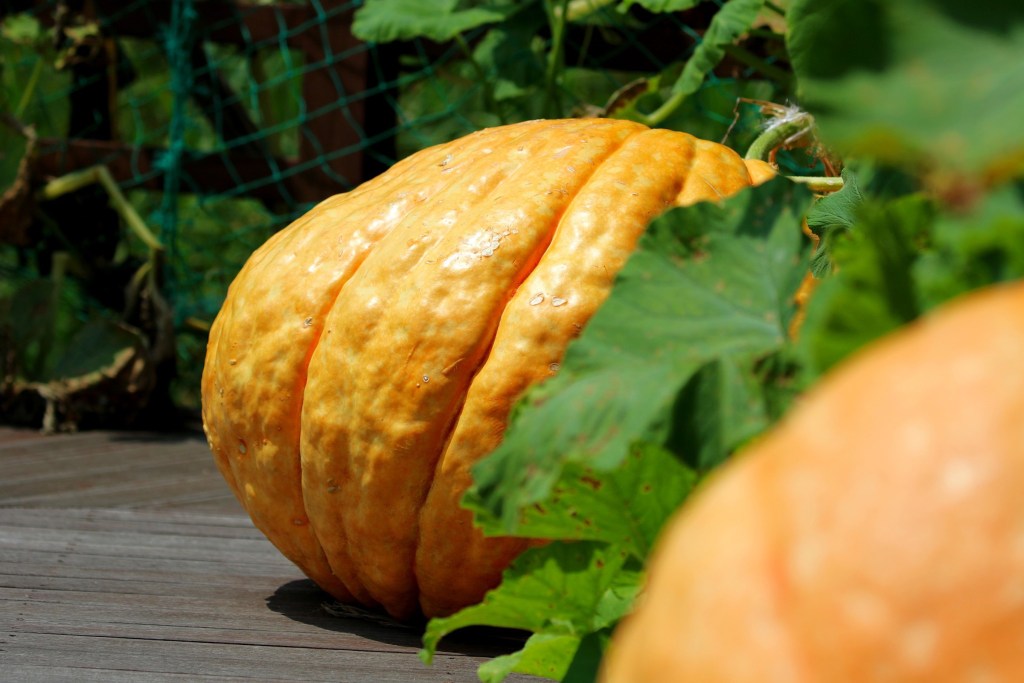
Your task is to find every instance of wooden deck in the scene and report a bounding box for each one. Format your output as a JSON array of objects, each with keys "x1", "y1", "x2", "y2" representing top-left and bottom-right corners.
[{"x1": 0, "y1": 426, "x2": 537, "y2": 682}]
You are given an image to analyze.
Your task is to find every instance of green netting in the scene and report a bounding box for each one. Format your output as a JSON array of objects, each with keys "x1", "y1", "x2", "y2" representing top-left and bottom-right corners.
[{"x1": 0, "y1": 0, "x2": 792, "y2": 426}]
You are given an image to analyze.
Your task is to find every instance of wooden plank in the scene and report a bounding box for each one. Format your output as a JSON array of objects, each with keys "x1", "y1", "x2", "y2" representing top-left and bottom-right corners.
[
  {"x1": 0, "y1": 507, "x2": 253, "y2": 535},
  {"x1": 0, "y1": 507, "x2": 538, "y2": 681},
  {"x1": 1, "y1": 632, "x2": 514, "y2": 682},
  {"x1": 0, "y1": 665, "x2": 271, "y2": 683},
  {"x1": 0, "y1": 428, "x2": 241, "y2": 514}
]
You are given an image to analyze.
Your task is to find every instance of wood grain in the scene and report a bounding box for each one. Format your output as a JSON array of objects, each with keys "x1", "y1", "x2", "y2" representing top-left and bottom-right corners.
[{"x1": 0, "y1": 428, "x2": 537, "y2": 681}]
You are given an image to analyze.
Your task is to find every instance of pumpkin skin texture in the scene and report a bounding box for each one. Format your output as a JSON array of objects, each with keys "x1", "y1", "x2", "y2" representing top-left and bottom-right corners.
[
  {"x1": 600, "y1": 281, "x2": 1024, "y2": 683},
  {"x1": 201, "y1": 118, "x2": 774, "y2": 620}
]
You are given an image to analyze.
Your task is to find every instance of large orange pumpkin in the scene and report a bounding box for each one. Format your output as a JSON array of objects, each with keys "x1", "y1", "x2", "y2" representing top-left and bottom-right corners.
[
  {"x1": 600, "y1": 281, "x2": 1024, "y2": 682},
  {"x1": 201, "y1": 118, "x2": 774, "y2": 619}
]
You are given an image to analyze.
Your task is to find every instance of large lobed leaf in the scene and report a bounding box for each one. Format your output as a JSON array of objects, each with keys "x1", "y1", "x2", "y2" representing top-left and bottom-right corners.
[
  {"x1": 669, "y1": 0, "x2": 766, "y2": 98},
  {"x1": 467, "y1": 177, "x2": 814, "y2": 533},
  {"x1": 352, "y1": 0, "x2": 519, "y2": 43},
  {"x1": 421, "y1": 541, "x2": 640, "y2": 681}
]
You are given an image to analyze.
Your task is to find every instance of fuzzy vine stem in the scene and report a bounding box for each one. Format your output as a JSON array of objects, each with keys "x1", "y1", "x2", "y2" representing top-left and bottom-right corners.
[
  {"x1": 744, "y1": 113, "x2": 815, "y2": 162},
  {"x1": 744, "y1": 110, "x2": 845, "y2": 193}
]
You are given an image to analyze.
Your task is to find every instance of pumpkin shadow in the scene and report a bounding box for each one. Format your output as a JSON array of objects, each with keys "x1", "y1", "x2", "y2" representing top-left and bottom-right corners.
[{"x1": 266, "y1": 579, "x2": 528, "y2": 656}]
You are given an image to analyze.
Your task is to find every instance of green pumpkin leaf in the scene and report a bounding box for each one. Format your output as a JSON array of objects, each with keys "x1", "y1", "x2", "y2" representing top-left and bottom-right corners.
[
  {"x1": 796, "y1": 194, "x2": 933, "y2": 379},
  {"x1": 804, "y1": 167, "x2": 862, "y2": 277},
  {"x1": 476, "y1": 632, "x2": 579, "y2": 683},
  {"x1": 421, "y1": 541, "x2": 639, "y2": 681},
  {"x1": 469, "y1": 442, "x2": 696, "y2": 557},
  {"x1": 617, "y1": 0, "x2": 704, "y2": 14},
  {"x1": 669, "y1": 0, "x2": 766, "y2": 99},
  {"x1": 352, "y1": 0, "x2": 518, "y2": 43},
  {"x1": 664, "y1": 354, "x2": 787, "y2": 472},
  {"x1": 53, "y1": 320, "x2": 146, "y2": 380},
  {"x1": 787, "y1": 0, "x2": 1024, "y2": 177},
  {"x1": 468, "y1": 178, "x2": 814, "y2": 533}
]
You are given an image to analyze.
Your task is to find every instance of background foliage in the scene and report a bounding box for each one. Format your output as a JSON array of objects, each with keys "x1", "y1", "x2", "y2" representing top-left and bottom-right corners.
[{"x1": 0, "y1": 0, "x2": 792, "y2": 426}]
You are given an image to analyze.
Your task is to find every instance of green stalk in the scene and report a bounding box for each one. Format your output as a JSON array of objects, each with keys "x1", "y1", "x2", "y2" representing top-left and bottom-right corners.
[
  {"x1": 744, "y1": 111, "x2": 845, "y2": 193},
  {"x1": 787, "y1": 176, "x2": 845, "y2": 193},
  {"x1": 639, "y1": 90, "x2": 686, "y2": 128},
  {"x1": 543, "y1": 0, "x2": 571, "y2": 117},
  {"x1": 745, "y1": 115, "x2": 814, "y2": 161},
  {"x1": 15, "y1": 58, "x2": 45, "y2": 119},
  {"x1": 37, "y1": 166, "x2": 164, "y2": 253},
  {"x1": 454, "y1": 33, "x2": 506, "y2": 124}
]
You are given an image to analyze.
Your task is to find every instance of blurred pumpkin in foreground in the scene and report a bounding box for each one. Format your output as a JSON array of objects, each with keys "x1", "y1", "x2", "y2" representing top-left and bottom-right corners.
[
  {"x1": 201, "y1": 118, "x2": 774, "y2": 619},
  {"x1": 601, "y1": 280, "x2": 1024, "y2": 682}
]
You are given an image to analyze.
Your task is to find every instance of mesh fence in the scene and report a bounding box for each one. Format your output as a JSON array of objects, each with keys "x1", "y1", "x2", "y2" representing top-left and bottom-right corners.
[{"x1": 0, "y1": 0, "x2": 790, "y2": 425}]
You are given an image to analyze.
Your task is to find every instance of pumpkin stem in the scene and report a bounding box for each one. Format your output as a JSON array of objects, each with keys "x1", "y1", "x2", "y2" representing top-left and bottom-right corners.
[
  {"x1": 744, "y1": 105, "x2": 845, "y2": 194},
  {"x1": 743, "y1": 108, "x2": 815, "y2": 163},
  {"x1": 786, "y1": 175, "x2": 845, "y2": 193}
]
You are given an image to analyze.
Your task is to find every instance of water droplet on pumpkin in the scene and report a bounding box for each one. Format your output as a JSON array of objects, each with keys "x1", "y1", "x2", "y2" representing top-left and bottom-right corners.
[
  {"x1": 551, "y1": 297, "x2": 567, "y2": 307},
  {"x1": 529, "y1": 294, "x2": 544, "y2": 306},
  {"x1": 237, "y1": 440, "x2": 247, "y2": 454},
  {"x1": 303, "y1": 317, "x2": 313, "y2": 328},
  {"x1": 292, "y1": 518, "x2": 307, "y2": 526},
  {"x1": 422, "y1": 375, "x2": 430, "y2": 383},
  {"x1": 228, "y1": 358, "x2": 237, "y2": 366},
  {"x1": 549, "y1": 362, "x2": 560, "y2": 373}
]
